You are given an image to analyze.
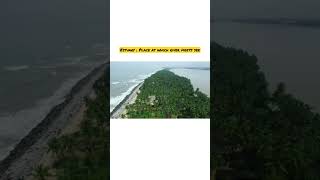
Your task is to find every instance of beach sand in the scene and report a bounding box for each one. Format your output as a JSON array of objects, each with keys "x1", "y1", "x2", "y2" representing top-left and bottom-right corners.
[
  {"x1": 111, "y1": 82, "x2": 143, "y2": 119},
  {"x1": 0, "y1": 63, "x2": 107, "y2": 180},
  {"x1": 24, "y1": 93, "x2": 91, "y2": 180}
]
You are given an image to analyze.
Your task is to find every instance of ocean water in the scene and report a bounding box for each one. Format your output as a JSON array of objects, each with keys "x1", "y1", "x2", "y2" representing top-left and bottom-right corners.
[
  {"x1": 110, "y1": 62, "x2": 210, "y2": 112},
  {"x1": 0, "y1": 0, "x2": 108, "y2": 160},
  {"x1": 0, "y1": 52, "x2": 107, "y2": 161},
  {"x1": 212, "y1": 22, "x2": 320, "y2": 111}
]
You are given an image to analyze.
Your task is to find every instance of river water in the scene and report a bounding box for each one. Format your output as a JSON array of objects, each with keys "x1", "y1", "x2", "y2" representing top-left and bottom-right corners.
[
  {"x1": 170, "y1": 68, "x2": 210, "y2": 96},
  {"x1": 213, "y1": 22, "x2": 320, "y2": 111}
]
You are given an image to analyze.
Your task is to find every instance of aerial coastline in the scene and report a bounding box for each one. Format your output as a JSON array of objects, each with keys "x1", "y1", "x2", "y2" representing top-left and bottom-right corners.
[
  {"x1": 110, "y1": 68, "x2": 210, "y2": 119},
  {"x1": 0, "y1": 62, "x2": 108, "y2": 179},
  {"x1": 111, "y1": 82, "x2": 143, "y2": 119},
  {"x1": 110, "y1": 66, "x2": 210, "y2": 119}
]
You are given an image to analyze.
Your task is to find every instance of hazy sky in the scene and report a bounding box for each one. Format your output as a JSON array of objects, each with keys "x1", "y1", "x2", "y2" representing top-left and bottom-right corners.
[{"x1": 212, "y1": 0, "x2": 320, "y2": 19}]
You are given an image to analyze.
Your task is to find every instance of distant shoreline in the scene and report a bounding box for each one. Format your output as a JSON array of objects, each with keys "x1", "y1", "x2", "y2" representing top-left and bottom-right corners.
[
  {"x1": 165, "y1": 67, "x2": 210, "y2": 71},
  {"x1": 213, "y1": 18, "x2": 320, "y2": 28},
  {"x1": 0, "y1": 62, "x2": 107, "y2": 179}
]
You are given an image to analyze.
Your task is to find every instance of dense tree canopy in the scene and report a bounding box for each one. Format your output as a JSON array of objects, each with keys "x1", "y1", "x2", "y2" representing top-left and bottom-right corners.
[
  {"x1": 212, "y1": 42, "x2": 320, "y2": 180},
  {"x1": 31, "y1": 42, "x2": 320, "y2": 180},
  {"x1": 126, "y1": 69, "x2": 210, "y2": 118},
  {"x1": 39, "y1": 71, "x2": 109, "y2": 180}
]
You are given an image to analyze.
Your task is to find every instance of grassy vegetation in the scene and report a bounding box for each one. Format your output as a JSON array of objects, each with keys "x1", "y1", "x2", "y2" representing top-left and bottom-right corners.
[
  {"x1": 126, "y1": 69, "x2": 210, "y2": 118},
  {"x1": 212, "y1": 42, "x2": 320, "y2": 180},
  {"x1": 33, "y1": 71, "x2": 109, "y2": 180}
]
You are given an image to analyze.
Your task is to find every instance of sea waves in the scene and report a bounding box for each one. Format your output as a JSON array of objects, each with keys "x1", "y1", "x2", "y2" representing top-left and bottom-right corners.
[
  {"x1": 110, "y1": 84, "x2": 138, "y2": 112},
  {"x1": 3, "y1": 65, "x2": 29, "y2": 71},
  {"x1": 110, "y1": 71, "x2": 157, "y2": 112}
]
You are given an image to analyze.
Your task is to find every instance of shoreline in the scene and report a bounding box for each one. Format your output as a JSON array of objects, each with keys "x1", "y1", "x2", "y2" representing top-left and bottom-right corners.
[
  {"x1": 169, "y1": 68, "x2": 210, "y2": 97},
  {"x1": 111, "y1": 82, "x2": 143, "y2": 119},
  {"x1": 110, "y1": 67, "x2": 210, "y2": 118},
  {"x1": 0, "y1": 62, "x2": 108, "y2": 179}
]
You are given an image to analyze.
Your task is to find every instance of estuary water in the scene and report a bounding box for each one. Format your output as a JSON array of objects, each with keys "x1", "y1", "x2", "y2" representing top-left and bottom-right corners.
[
  {"x1": 213, "y1": 22, "x2": 320, "y2": 111},
  {"x1": 170, "y1": 68, "x2": 210, "y2": 96}
]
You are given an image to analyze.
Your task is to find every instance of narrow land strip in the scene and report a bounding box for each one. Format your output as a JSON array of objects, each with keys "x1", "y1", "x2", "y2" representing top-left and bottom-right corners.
[{"x1": 0, "y1": 63, "x2": 107, "y2": 180}]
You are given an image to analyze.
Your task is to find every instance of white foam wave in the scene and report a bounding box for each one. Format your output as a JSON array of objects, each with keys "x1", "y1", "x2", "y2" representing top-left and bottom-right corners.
[
  {"x1": 138, "y1": 72, "x2": 155, "y2": 79},
  {"x1": 0, "y1": 66, "x2": 96, "y2": 161},
  {"x1": 110, "y1": 70, "x2": 159, "y2": 112},
  {"x1": 126, "y1": 72, "x2": 155, "y2": 84},
  {"x1": 110, "y1": 83, "x2": 138, "y2": 112},
  {"x1": 111, "y1": 81, "x2": 120, "y2": 85},
  {"x1": 4, "y1": 65, "x2": 29, "y2": 71},
  {"x1": 0, "y1": 76, "x2": 79, "y2": 161},
  {"x1": 128, "y1": 79, "x2": 141, "y2": 83}
]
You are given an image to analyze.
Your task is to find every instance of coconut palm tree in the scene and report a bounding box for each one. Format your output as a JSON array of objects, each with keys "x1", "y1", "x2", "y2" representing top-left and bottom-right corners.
[
  {"x1": 48, "y1": 137, "x2": 60, "y2": 157},
  {"x1": 32, "y1": 165, "x2": 51, "y2": 180}
]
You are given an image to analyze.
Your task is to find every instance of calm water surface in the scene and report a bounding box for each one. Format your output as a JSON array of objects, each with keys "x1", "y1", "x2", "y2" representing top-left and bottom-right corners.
[
  {"x1": 213, "y1": 22, "x2": 320, "y2": 111},
  {"x1": 170, "y1": 69, "x2": 210, "y2": 96}
]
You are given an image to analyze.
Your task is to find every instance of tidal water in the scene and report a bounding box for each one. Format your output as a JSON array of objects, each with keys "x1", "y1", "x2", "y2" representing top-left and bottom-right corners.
[
  {"x1": 213, "y1": 22, "x2": 320, "y2": 111},
  {"x1": 170, "y1": 68, "x2": 210, "y2": 96},
  {"x1": 0, "y1": 0, "x2": 108, "y2": 160}
]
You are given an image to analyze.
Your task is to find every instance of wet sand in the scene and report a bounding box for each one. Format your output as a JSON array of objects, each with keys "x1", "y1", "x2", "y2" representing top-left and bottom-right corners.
[
  {"x1": 111, "y1": 82, "x2": 143, "y2": 119},
  {"x1": 24, "y1": 94, "x2": 91, "y2": 180},
  {"x1": 0, "y1": 63, "x2": 107, "y2": 180}
]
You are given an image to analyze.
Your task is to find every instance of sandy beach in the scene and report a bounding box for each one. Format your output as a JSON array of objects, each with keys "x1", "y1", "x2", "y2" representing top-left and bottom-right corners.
[
  {"x1": 0, "y1": 63, "x2": 108, "y2": 180},
  {"x1": 111, "y1": 82, "x2": 143, "y2": 119},
  {"x1": 23, "y1": 99, "x2": 89, "y2": 180}
]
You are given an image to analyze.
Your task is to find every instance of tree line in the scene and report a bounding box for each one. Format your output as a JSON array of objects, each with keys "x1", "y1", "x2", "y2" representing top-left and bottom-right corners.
[
  {"x1": 212, "y1": 42, "x2": 320, "y2": 180},
  {"x1": 32, "y1": 71, "x2": 109, "y2": 180},
  {"x1": 31, "y1": 42, "x2": 320, "y2": 180},
  {"x1": 126, "y1": 69, "x2": 210, "y2": 118}
]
